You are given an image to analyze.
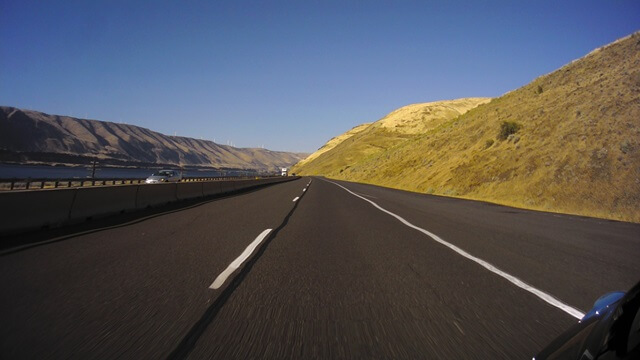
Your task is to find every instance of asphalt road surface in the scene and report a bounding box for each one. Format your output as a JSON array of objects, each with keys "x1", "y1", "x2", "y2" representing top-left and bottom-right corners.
[{"x1": 1, "y1": 177, "x2": 639, "y2": 359}]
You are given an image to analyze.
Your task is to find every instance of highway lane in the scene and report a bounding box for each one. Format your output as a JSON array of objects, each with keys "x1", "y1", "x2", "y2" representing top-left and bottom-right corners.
[
  {"x1": 322, "y1": 179, "x2": 640, "y2": 313},
  {"x1": 184, "y1": 177, "x2": 640, "y2": 359},
  {"x1": 1, "y1": 176, "x2": 639, "y2": 358},
  {"x1": 0, "y1": 179, "x2": 306, "y2": 359}
]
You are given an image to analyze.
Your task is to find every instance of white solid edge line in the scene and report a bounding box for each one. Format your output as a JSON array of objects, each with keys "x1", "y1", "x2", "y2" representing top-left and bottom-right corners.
[
  {"x1": 325, "y1": 179, "x2": 585, "y2": 320},
  {"x1": 293, "y1": 196, "x2": 300, "y2": 202},
  {"x1": 210, "y1": 229, "x2": 273, "y2": 290}
]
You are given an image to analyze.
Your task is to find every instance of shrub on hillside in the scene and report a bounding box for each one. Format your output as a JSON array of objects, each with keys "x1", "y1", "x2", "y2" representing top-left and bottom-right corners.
[
  {"x1": 498, "y1": 121, "x2": 521, "y2": 140},
  {"x1": 620, "y1": 140, "x2": 633, "y2": 154},
  {"x1": 485, "y1": 139, "x2": 494, "y2": 148}
]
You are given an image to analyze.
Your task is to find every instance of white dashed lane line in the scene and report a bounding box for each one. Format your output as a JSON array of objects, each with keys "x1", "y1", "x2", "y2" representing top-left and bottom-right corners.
[
  {"x1": 211, "y1": 180, "x2": 311, "y2": 290},
  {"x1": 210, "y1": 180, "x2": 310, "y2": 290},
  {"x1": 210, "y1": 229, "x2": 273, "y2": 290}
]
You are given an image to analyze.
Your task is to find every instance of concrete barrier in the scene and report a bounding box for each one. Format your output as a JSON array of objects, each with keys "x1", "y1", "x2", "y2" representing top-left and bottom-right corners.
[
  {"x1": 135, "y1": 183, "x2": 178, "y2": 209},
  {"x1": 218, "y1": 180, "x2": 237, "y2": 194},
  {"x1": 262, "y1": 177, "x2": 286, "y2": 185},
  {"x1": 0, "y1": 189, "x2": 76, "y2": 234},
  {"x1": 69, "y1": 185, "x2": 138, "y2": 222},
  {"x1": 176, "y1": 182, "x2": 203, "y2": 200},
  {"x1": 233, "y1": 179, "x2": 256, "y2": 191},
  {"x1": 202, "y1": 181, "x2": 222, "y2": 196},
  {"x1": 256, "y1": 179, "x2": 271, "y2": 185},
  {"x1": 0, "y1": 177, "x2": 300, "y2": 235}
]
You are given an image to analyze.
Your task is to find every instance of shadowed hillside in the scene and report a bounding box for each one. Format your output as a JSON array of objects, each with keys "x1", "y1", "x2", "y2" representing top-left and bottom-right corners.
[
  {"x1": 294, "y1": 32, "x2": 640, "y2": 222},
  {"x1": 0, "y1": 107, "x2": 307, "y2": 171}
]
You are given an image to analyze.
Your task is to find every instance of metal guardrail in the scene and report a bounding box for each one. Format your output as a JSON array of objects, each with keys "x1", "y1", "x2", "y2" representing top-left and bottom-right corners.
[
  {"x1": 0, "y1": 175, "x2": 276, "y2": 191},
  {"x1": 0, "y1": 178, "x2": 144, "y2": 191}
]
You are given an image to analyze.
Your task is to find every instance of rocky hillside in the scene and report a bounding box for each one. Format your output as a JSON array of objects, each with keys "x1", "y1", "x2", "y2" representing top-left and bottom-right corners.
[
  {"x1": 294, "y1": 32, "x2": 640, "y2": 222},
  {"x1": 0, "y1": 107, "x2": 306, "y2": 170}
]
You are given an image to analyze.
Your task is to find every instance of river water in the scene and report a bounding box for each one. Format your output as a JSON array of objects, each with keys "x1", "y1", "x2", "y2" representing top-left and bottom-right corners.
[{"x1": 0, "y1": 163, "x2": 256, "y2": 180}]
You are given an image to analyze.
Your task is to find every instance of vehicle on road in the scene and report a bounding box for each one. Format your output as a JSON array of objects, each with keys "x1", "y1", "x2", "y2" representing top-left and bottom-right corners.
[
  {"x1": 145, "y1": 170, "x2": 183, "y2": 184},
  {"x1": 535, "y1": 281, "x2": 640, "y2": 359}
]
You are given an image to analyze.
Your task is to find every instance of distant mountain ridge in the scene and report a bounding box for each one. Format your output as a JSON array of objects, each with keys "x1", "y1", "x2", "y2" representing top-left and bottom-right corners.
[
  {"x1": 293, "y1": 32, "x2": 640, "y2": 222},
  {"x1": 0, "y1": 107, "x2": 307, "y2": 170}
]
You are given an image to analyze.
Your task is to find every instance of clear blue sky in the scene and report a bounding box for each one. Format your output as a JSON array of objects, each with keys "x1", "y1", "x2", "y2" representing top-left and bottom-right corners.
[{"x1": 1, "y1": 1, "x2": 638, "y2": 153}]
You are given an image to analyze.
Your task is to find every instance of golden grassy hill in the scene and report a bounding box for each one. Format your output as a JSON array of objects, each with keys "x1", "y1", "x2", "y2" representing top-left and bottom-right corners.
[
  {"x1": 292, "y1": 98, "x2": 490, "y2": 175},
  {"x1": 295, "y1": 122, "x2": 372, "y2": 168},
  {"x1": 294, "y1": 32, "x2": 640, "y2": 222},
  {"x1": 376, "y1": 98, "x2": 492, "y2": 134}
]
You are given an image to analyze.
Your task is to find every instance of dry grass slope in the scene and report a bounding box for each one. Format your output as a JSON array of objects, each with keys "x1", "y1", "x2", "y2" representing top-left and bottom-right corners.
[
  {"x1": 292, "y1": 98, "x2": 490, "y2": 175},
  {"x1": 295, "y1": 32, "x2": 640, "y2": 222},
  {"x1": 295, "y1": 122, "x2": 372, "y2": 168}
]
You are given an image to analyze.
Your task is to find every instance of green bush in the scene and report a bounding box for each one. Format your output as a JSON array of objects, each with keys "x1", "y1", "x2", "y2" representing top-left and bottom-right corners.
[
  {"x1": 535, "y1": 85, "x2": 543, "y2": 94},
  {"x1": 498, "y1": 121, "x2": 521, "y2": 140},
  {"x1": 485, "y1": 139, "x2": 495, "y2": 148},
  {"x1": 620, "y1": 140, "x2": 633, "y2": 154}
]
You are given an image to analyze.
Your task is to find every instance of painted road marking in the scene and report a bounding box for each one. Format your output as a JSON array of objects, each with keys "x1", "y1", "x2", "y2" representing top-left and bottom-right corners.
[
  {"x1": 293, "y1": 197, "x2": 300, "y2": 202},
  {"x1": 210, "y1": 229, "x2": 273, "y2": 290},
  {"x1": 303, "y1": 188, "x2": 307, "y2": 192},
  {"x1": 355, "y1": 192, "x2": 377, "y2": 199},
  {"x1": 326, "y1": 179, "x2": 585, "y2": 320}
]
